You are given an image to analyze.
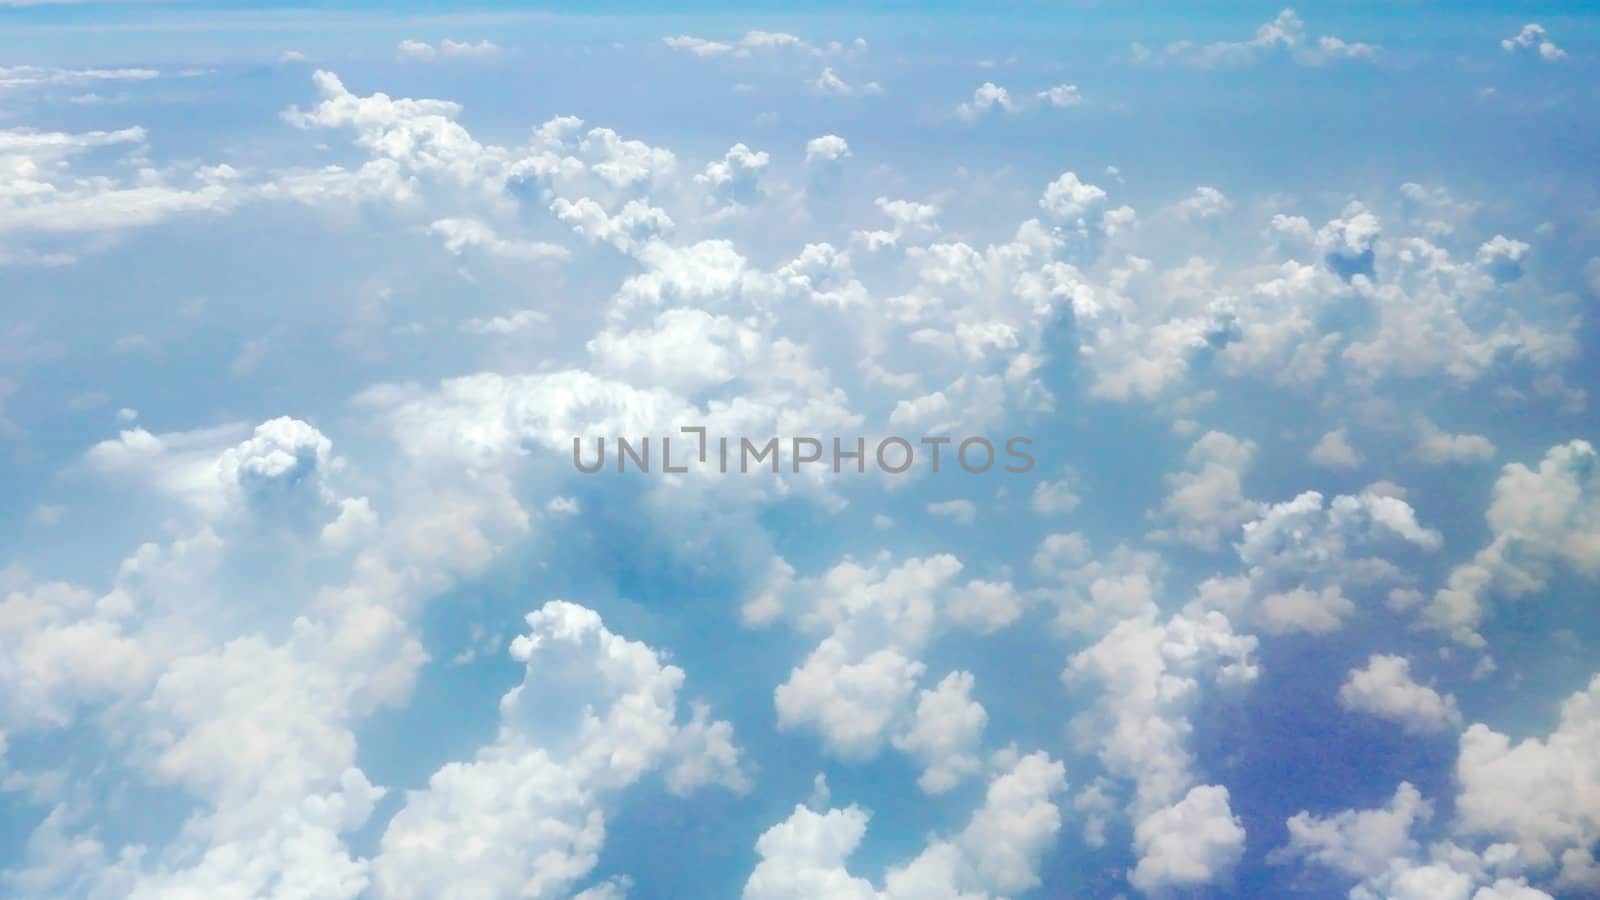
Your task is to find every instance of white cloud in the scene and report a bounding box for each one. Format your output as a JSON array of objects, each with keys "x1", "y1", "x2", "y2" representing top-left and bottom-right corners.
[
  {"x1": 1501, "y1": 24, "x2": 1566, "y2": 61},
  {"x1": 1174, "y1": 185, "x2": 1232, "y2": 221},
  {"x1": 1066, "y1": 604, "x2": 1258, "y2": 858},
  {"x1": 1034, "y1": 536, "x2": 1163, "y2": 635},
  {"x1": 1148, "y1": 430, "x2": 1262, "y2": 551},
  {"x1": 397, "y1": 38, "x2": 503, "y2": 61},
  {"x1": 460, "y1": 309, "x2": 550, "y2": 335},
  {"x1": 695, "y1": 142, "x2": 770, "y2": 206},
  {"x1": 890, "y1": 671, "x2": 987, "y2": 794},
  {"x1": 1039, "y1": 171, "x2": 1107, "y2": 221},
  {"x1": 1275, "y1": 781, "x2": 1431, "y2": 880},
  {"x1": 811, "y1": 67, "x2": 881, "y2": 97},
  {"x1": 1137, "y1": 9, "x2": 1377, "y2": 68},
  {"x1": 1416, "y1": 420, "x2": 1497, "y2": 465},
  {"x1": 743, "y1": 750, "x2": 1066, "y2": 899},
  {"x1": 1217, "y1": 489, "x2": 1442, "y2": 635},
  {"x1": 664, "y1": 29, "x2": 856, "y2": 60},
  {"x1": 1478, "y1": 235, "x2": 1530, "y2": 283},
  {"x1": 373, "y1": 601, "x2": 746, "y2": 899},
  {"x1": 0, "y1": 64, "x2": 158, "y2": 91},
  {"x1": 663, "y1": 35, "x2": 733, "y2": 56},
  {"x1": 1311, "y1": 428, "x2": 1362, "y2": 469},
  {"x1": 955, "y1": 82, "x2": 1017, "y2": 123},
  {"x1": 926, "y1": 499, "x2": 977, "y2": 525},
  {"x1": 1031, "y1": 477, "x2": 1080, "y2": 515},
  {"x1": 1455, "y1": 673, "x2": 1600, "y2": 889},
  {"x1": 805, "y1": 134, "x2": 851, "y2": 163},
  {"x1": 428, "y1": 217, "x2": 569, "y2": 262},
  {"x1": 1036, "y1": 84, "x2": 1084, "y2": 107},
  {"x1": 1339, "y1": 655, "x2": 1463, "y2": 735},
  {"x1": 0, "y1": 124, "x2": 239, "y2": 236},
  {"x1": 1131, "y1": 784, "x2": 1247, "y2": 893},
  {"x1": 1426, "y1": 441, "x2": 1600, "y2": 646}
]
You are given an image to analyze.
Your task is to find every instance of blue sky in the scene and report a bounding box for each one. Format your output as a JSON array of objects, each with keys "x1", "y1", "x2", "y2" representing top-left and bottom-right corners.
[{"x1": 1, "y1": 2, "x2": 1598, "y2": 898}]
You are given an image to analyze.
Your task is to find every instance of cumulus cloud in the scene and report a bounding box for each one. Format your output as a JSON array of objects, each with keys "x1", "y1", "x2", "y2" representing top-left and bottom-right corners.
[
  {"x1": 1039, "y1": 170, "x2": 1108, "y2": 222},
  {"x1": 373, "y1": 601, "x2": 747, "y2": 899},
  {"x1": 1067, "y1": 604, "x2": 1258, "y2": 887},
  {"x1": 1036, "y1": 84, "x2": 1084, "y2": 107},
  {"x1": 1455, "y1": 673, "x2": 1600, "y2": 890},
  {"x1": 428, "y1": 217, "x2": 569, "y2": 262},
  {"x1": 1274, "y1": 781, "x2": 1431, "y2": 880},
  {"x1": 890, "y1": 671, "x2": 987, "y2": 794},
  {"x1": 1501, "y1": 24, "x2": 1566, "y2": 61},
  {"x1": 1415, "y1": 420, "x2": 1497, "y2": 465},
  {"x1": 1310, "y1": 428, "x2": 1362, "y2": 469},
  {"x1": 1131, "y1": 784, "x2": 1247, "y2": 893},
  {"x1": 804, "y1": 134, "x2": 851, "y2": 163},
  {"x1": 696, "y1": 143, "x2": 769, "y2": 205},
  {"x1": 926, "y1": 499, "x2": 977, "y2": 525},
  {"x1": 1425, "y1": 441, "x2": 1600, "y2": 646},
  {"x1": 1210, "y1": 489, "x2": 1442, "y2": 635},
  {"x1": 1339, "y1": 655, "x2": 1463, "y2": 735},
  {"x1": 743, "y1": 749, "x2": 1066, "y2": 899},
  {"x1": 1148, "y1": 430, "x2": 1262, "y2": 551},
  {"x1": 955, "y1": 82, "x2": 1018, "y2": 122},
  {"x1": 811, "y1": 67, "x2": 881, "y2": 97},
  {"x1": 1135, "y1": 9, "x2": 1377, "y2": 68}
]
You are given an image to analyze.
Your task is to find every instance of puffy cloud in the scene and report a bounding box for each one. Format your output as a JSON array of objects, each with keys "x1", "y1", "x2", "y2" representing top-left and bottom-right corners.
[
  {"x1": 1416, "y1": 420, "x2": 1497, "y2": 465},
  {"x1": 1038, "y1": 171, "x2": 1107, "y2": 221},
  {"x1": 954, "y1": 82, "x2": 1017, "y2": 123},
  {"x1": 1478, "y1": 235, "x2": 1530, "y2": 283},
  {"x1": 1031, "y1": 477, "x2": 1080, "y2": 515},
  {"x1": 776, "y1": 638, "x2": 927, "y2": 760},
  {"x1": 1455, "y1": 673, "x2": 1600, "y2": 889},
  {"x1": 427, "y1": 216, "x2": 569, "y2": 262},
  {"x1": 1034, "y1": 536, "x2": 1163, "y2": 634},
  {"x1": 1319, "y1": 201, "x2": 1381, "y2": 280},
  {"x1": 1310, "y1": 428, "x2": 1362, "y2": 469},
  {"x1": 373, "y1": 600, "x2": 746, "y2": 899},
  {"x1": 1173, "y1": 185, "x2": 1232, "y2": 220},
  {"x1": 551, "y1": 197, "x2": 674, "y2": 252},
  {"x1": 743, "y1": 750, "x2": 1066, "y2": 899},
  {"x1": 1147, "y1": 430, "x2": 1262, "y2": 551},
  {"x1": 86, "y1": 417, "x2": 344, "y2": 523},
  {"x1": 0, "y1": 123, "x2": 239, "y2": 237},
  {"x1": 1426, "y1": 441, "x2": 1600, "y2": 646},
  {"x1": 1275, "y1": 781, "x2": 1431, "y2": 880},
  {"x1": 1136, "y1": 9, "x2": 1377, "y2": 68},
  {"x1": 743, "y1": 804, "x2": 879, "y2": 900},
  {"x1": 460, "y1": 309, "x2": 549, "y2": 335},
  {"x1": 926, "y1": 499, "x2": 977, "y2": 525},
  {"x1": 768, "y1": 554, "x2": 962, "y2": 758},
  {"x1": 804, "y1": 134, "x2": 851, "y2": 163},
  {"x1": 1036, "y1": 84, "x2": 1084, "y2": 107},
  {"x1": 1501, "y1": 24, "x2": 1566, "y2": 61},
  {"x1": 944, "y1": 579, "x2": 1026, "y2": 635},
  {"x1": 1339, "y1": 655, "x2": 1463, "y2": 735},
  {"x1": 1130, "y1": 784, "x2": 1247, "y2": 893},
  {"x1": 1066, "y1": 606, "x2": 1258, "y2": 829},
  {"x1": 854, "y1": 196, "x2": 940, "y2": 250},
  {"x1": 1216, "y1": 489, "x2": 1442, "y2": 635},
  {"x1": 811, "y1": 67, "x2": 881, "y2": 97},
  {"x1": 890, "y1": 671, "x2": 987, "y2": 794},
  {"x1": 695, "y1": 142, "x2": 770, "y2": 206}
]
